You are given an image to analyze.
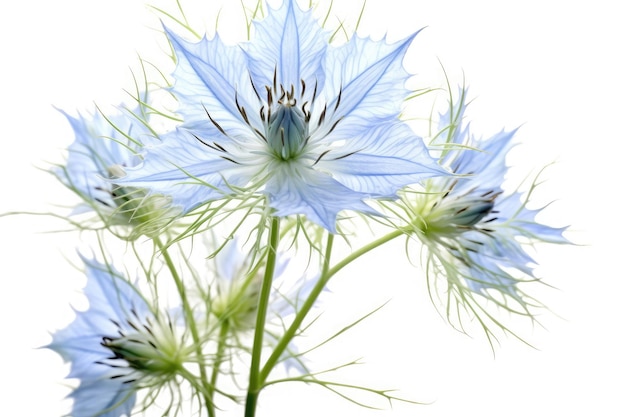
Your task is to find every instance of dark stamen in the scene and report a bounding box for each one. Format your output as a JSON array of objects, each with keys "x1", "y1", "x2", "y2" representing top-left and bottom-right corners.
[
  {"x1": 203, "y1": 106, "x2": 227, "y2": 137},
  {"x1": 221, "y1": 156, "x2": 241, "y2": 164},
  {"x1": 327, "y1": 117, "x2": 343, "y2": 135},
  {"x1": 332, "y1": 149, "x2": 359, "y2": 160},
  {"x1": 249, "y1": 72, "x2": 261, "y2": 102},
  {"x1": 318, "y1": 104, "x2": 327, "y2": 126},
  {"x1": 334, "y1": 86, "x2": 342, "y2": 112},
  {"x1": 311, "y1": 80, "x2": 318, "y2": 105},
  {"x1": 273, "y1": 67, "x2": 278, "y2": 94},
  {"x1": 313, "y1": 149, "x2": 331, "y2": 166},
  {"x1": 193, "y1": 134, "x2": 227, "y2": 154}
]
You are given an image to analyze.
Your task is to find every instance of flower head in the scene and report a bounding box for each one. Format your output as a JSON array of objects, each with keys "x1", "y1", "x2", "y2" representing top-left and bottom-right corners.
[
  {"x1": 399, "y1": 89, "x2": 568, "y2": 332},
  {"x1": 209, "y1": 238, "x2": 315, "y2": 372},
  {"x1": 119, "y1": 0, "x2": 444, "y2": 232},
  {"x1": 54, "y1": 107, "x2": 176, "y2": 237},
  {"x1": 47, "y1": 256, "x2": 192, "y2": 417}
]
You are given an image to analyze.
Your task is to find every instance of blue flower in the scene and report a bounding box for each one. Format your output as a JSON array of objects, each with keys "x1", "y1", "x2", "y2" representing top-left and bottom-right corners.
[
  {"x1": 210, "y1": 238, "x2": 316, "y2": 373},
  {"x1": 54, "y1": 107, "x2": 176, "y2": 236},
  {"x1": 56, "y1": 107, "x2": 148, "y2": 212},
  {"x1": 401, "y1": 89, "x2": 568, "y2": 327},
  {"x1": 47, "y1": 257, "x2": 189, "y2": 417},
  {"x1": 119, "y1": 0, "x2": 444, "y2": 232}
]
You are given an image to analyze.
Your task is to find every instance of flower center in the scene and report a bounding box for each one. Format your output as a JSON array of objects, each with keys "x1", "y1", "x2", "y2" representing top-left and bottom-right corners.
[
  {"x1": 266, "y1": 86, "x2": 309, "y2": 160},
  {"x1": 196, "y1": 70, "x2": 349, "y2": 167},
  {"x1": 416, "y1": 180, "x2": 501, "y2": 236},
  {"x1": 96, "y1": 311, "x2": 185, "y2": 383}
]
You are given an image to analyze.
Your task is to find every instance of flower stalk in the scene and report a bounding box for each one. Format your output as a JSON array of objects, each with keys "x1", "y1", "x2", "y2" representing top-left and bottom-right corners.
[
  {"x1": 156, "y1": 237, "x2": 215, "y2": 417},
  {"x1": 245, "y1": 216, "x2": 281, "y2": 417}
]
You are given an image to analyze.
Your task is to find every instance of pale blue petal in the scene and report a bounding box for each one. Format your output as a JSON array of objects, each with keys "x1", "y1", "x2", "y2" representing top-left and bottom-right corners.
[
  {"x1": 47, "y1": 257, "x2": 148, "y2": 417},
  {"x1": 118, "y1": 130, "x2": 249, "y2": 212},
  {"x1": 245, "y1": 0, "x2": 327, "y2": 96},
  {"x1": 167, "y1": 29, "x2": 262, "y2": 134},
  {"x1": 316, "y1": 121, "x2": 445, "y2": 195},
  {"x1": 70, "y1": 379, "x2": 136, "y2": 417},
  {"x1": 318, "y1": 33, "x2": 419, "y2": 138},
  {"x1": 497, "y1": 193, "x2": 569, "y2": 243},
  {"x1": 265, "y1": 165, "x2": 376, "y2": 232},
  {"x1": 215, "y1": 239, "x2": 244, "y2": 282},
  {"x1": 453, "y1": 129, "x2": 517, "y2": 185}
]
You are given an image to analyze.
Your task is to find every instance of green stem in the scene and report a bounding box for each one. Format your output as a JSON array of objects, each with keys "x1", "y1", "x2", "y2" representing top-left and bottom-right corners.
[
  {"x1": 260, "y1": 227, "x2": 407, "y2": 382},
  {"x1": 244, "y1": 216, "x2": 281, "y2": 417},
  {"x1": 155, "y1": 237, "x2": 214, "y2": 417},
  {"x1": 208, "y1": 320, "x2": 230, "y2": 404}
]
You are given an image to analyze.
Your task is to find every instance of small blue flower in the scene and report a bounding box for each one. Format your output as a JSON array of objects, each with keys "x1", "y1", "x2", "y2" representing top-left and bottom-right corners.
[
  {"x1": 54, "y1": 107, "x2": 176, "y2": 236},
  {"x1": 210, "y1": 238, "x2": 316, "y2": 373},
  {"x1": 119, "y1": 0, "x2": 444, "y2": 232},
  {"x1": 402, "y1": 89, "x2": 568, "y2": 327},
  {"x1": 47, "y1": 257, "x2": 189, "y2": 417},
  {"x1": 55, "y1": 107, "x2": 150, "y2": 212}
]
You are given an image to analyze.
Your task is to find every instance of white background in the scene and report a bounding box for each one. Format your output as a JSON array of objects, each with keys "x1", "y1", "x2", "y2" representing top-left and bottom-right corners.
[{"x1": 0, "y1": 0, "x2": 622, "y2": 416}]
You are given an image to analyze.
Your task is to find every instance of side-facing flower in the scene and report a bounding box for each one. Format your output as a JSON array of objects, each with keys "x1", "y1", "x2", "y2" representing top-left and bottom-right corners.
[
  {"x1": 54, "y1": 106, "x2": 176, "y2": 237},
  {"x1": 119, "y1": 0, "x2": 444, "y2": 232},
  {"x1": 209, "y1": 239, "x2": 315, "y2": 372},
  {"x1": 398, "y1": 89, "x2": 568, "y2": 331},
  {"x1": 47, "y1": 256, "x2": 193, "y2": 417}
]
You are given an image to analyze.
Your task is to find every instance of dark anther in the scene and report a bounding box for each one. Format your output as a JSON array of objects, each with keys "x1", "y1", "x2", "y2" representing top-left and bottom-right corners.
[
  {"x1": 332, "y1": 149, "x2": 359, "y2": 161},
  {"x1": 327, "y1": 117, "x2": 343, "y2": 135},
  {"x1": 311, "y1": 80, "x2": 318, "y2": 105},
  {"x1": 318, "y1": 104, "x2": 327, "y2": 126},
  {"x1": 235, "y1": 92, "x2": 250, "y2": 125},
  {"x1": 313, "y1": 149, "x2": 331, "y2": 166},
  {"x1": 334, "y1": 86, "x2": 342, "y2": 112},
  {"x1": 249, "y1": 72, "x2": 261, "y2": 101},
  {"x1": 254, "y1": 128, "x2": 267, "y2": 143},
  {"x1": 266, "y1": 86, "x2": 273, "y2": 107},
  {"x1": 94, "y1": 198, "x2": 112, "y2": 207},
  {"x1": 212, "y1": 142, "x2": 227, "y2": 153},
  {"x1": 260, "y1": 106, "x2": 266, "y2": 122},
  {"x1": 143, "y1": 324, "x2": 154, "y2": 337},
  {"x1": 272, "y1": 67, "x2": 278, "y2": 93},
  {"x1": 126, "y1": 319, "x2": 140, "y2": 332},
  {"x1": 194, "y1": 134, "x2": 223, "y2": 152},
  {"x1": 220, "y1": 156, "x2": 241, "y2": 165},
  {"x1": 202, "y1": 106, "x2": 227, "y2": 136}
]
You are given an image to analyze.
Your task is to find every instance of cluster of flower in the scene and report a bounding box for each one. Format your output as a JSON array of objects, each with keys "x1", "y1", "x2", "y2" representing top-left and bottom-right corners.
[{"x1": 46, "y1": 1, "x2": 567, "y2": 416}]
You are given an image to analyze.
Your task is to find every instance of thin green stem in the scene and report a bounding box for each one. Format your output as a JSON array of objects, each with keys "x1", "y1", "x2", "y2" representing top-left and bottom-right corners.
[
  {"x1": 322, "y1": 232, "x2": 334, "y2": 277},
  {"x1": 155, "y1": 237, "x2": 214, "y2": 417},
  {"x1": 260, "y1": 227, "x2": 407, "y2": 382},
  {"x1": 208, "y1": 320, "x2": 230, "y2": 404},
  {"x1": 244, "y1": 216, "x2": 281, "y2": 417}
]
